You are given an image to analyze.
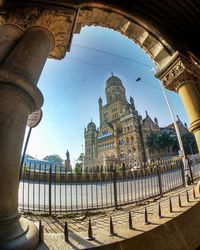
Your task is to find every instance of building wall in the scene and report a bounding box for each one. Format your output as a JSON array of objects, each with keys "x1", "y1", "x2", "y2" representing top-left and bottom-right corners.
[{"x1": 84, "y1": 76, "x2": 186, "y2": 171}]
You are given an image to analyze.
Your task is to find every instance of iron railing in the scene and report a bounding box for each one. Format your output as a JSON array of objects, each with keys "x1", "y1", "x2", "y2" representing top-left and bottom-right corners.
[{"x1": 18, "y1": 156, "x2": 200, "y2": 214}]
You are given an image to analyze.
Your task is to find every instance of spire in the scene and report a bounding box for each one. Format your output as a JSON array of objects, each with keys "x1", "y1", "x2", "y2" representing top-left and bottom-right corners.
[
  {"x1": 130, "y1": 96, "x2": 134, "y2": 104},
  {"x1": 130, "y1": 96, "x2": 135, "y2": 111},
  {"x1": 154, "y1": 117, "x2": 158, "y2": 126},
  {"x1": 98, "y1": 97, "x2": 102, "y2": 106},
  {"x1": 145, "y1": 110, "x2": 148, "y2": 117}
]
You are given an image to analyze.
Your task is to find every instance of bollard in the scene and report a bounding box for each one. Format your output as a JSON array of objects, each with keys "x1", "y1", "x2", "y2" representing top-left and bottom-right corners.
[
  {"x1": 193, "y1": 187, "x2": 196, "y2": 199},
  {"x1": 158, "y1": 202, "x2": 162, "y2": 219},
  {"x1": 109, "y1": 216, "x2": 117, "y2": 236},
  {"x1": 64, "y1": 221, "x2": 69, "y2": 242},
  {"x1": 86, "y1": 219, "x2": 95, "y2": 240},
  {"x1": 178, "y1": 194, "x2": 182, "y2": 207},
  {"x1": 144, "y1": 207, "x2": 150, "y2": 225},
  {"x1": 169, "y1": 197, "x2": 172, "y2": 213},
  {"x1": 39, "y1": 220, "x2": 44, "y2": 243},
  {"x1": 128, "y1": 211, "x2": 134, "y2": 229},
  {"x1": 186, "y1": 190, "x2": 190, "y2": 203}
]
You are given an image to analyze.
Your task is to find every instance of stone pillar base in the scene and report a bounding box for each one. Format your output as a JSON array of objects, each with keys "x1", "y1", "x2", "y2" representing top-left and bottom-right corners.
[{"x1": 0, "y1": 217, "x2": 39, "y2": 250}]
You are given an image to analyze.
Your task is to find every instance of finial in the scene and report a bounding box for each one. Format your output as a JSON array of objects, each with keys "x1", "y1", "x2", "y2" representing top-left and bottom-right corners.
[
  {"x1": 176, "y1": 115, "x2": 180, "y2": 120},
  {"x1": 91, "y1": 118, "x2": 92, "y2": 122},
  {"x1": 111, "y1": 72, "x2": 114, "y2": 76},
  {"x1": 130, "y1": 96, "x2": 134, "y2": 103},
  {"x1": 145, "y1": 110, "x2": 148, "y2": 117}
]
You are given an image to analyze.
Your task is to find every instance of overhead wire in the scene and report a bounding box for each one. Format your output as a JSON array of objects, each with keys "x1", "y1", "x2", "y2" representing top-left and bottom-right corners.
[
  {"x1": 67, "y1": 54, "x2": 161, "y2": 92},
  {"x1": 71, "y1": 43, "x2": 152, "y2": 68}
]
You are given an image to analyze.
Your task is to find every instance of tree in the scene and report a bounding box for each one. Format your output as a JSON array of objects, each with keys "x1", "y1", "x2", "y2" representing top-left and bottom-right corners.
[
  {"x1": 146, "y1": 132, "x2": 179, "y2": 158},
  {"x1": 43, "y1": 154, "x2": 64, "y2": 166},
  {"x1": 146, "y1": 132, "x2": 160, "y2": 152},
  {"x1": 181, "y1": 133, "x2": 198, "y2": 155},
  {"x1": 75, "y1": 153, "x2": 84, "y2": 174},
  {"x1": 75, "y1": 163, "x2": 82, "y2": 174}
]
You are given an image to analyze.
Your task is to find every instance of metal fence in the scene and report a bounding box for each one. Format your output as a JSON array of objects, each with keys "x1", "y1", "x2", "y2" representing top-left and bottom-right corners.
[{"x1": 18, "y1": 156, "x2": 200, "y2": 214}]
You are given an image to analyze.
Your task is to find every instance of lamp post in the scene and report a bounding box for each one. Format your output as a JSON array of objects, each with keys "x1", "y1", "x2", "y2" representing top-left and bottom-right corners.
[{"x1": 136, "y1": 68, "x2": 193, "y2": 185}]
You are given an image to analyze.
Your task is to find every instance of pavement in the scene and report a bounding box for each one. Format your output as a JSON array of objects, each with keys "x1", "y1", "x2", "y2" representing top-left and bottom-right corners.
[{"x1": 21, "y1": 183, "x2": 200, "y2": 250}]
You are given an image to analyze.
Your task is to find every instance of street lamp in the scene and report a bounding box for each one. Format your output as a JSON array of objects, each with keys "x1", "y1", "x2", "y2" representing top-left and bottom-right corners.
[{"x1": 136, "y1": 68, "x2": 193, "y2": 185}]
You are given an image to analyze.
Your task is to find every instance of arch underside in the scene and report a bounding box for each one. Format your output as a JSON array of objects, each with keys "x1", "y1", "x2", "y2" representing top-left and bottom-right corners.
[
  {"x1": 75, "y1": 7, "x2": 175, "y2": 68},
  {"x1": 2, "y1": 0, "x2": 200, "y2": 65},
  {"x1": 0, "y1": 1, "x2": 178, "y2": 68}
]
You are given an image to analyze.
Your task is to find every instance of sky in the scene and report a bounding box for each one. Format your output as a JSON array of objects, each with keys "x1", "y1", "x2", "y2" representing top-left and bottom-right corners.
[{"x1": 25, "y1": 26, "x2": 189, "y2": 165}]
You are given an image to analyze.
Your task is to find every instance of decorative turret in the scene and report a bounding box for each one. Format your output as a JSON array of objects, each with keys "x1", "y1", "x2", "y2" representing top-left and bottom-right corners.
[
  {"x1": 130, "y1": 96, "x2": 135, "y2": 110},
  {"x1": 85, "y1": 119, "x2": 97, "y2": 161},
  {"x1": 105, "y1": 74, "x2": 126, "y2": 103},
  {"x1": 154, "y1": 117, "x2": 159, "y2": 126},
  {"x1": 98, "y1": 97, "x2": 103, "y2": 126},
  {"x1": 87, "y1": 119, "x2": 96, "y2": 131},
  {"x1": 98, "y1": 97, "x2": 103, "y2": 107}
]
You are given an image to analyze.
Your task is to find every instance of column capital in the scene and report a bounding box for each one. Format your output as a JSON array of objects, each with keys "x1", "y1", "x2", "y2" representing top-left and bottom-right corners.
[
  {"x1": 0, "y1": 7, "x2": 78, "y2": 59},
  {"x1": 156, "y1": 53, "x2": 200, "y2": 91}
]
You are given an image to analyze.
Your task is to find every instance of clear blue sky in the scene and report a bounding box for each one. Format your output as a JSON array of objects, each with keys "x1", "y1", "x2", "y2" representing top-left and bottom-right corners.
[{"x1": 25, "y1": 26, "x2": 189, "y2": 165}]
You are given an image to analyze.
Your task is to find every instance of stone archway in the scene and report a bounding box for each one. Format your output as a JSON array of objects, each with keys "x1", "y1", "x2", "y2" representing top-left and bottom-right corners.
[{"x1": 0, "y1": 2, "x2": 200, "y2": 249}]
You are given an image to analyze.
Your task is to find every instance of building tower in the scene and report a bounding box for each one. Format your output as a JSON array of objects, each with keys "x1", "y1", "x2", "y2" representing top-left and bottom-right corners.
[{"x1": 84, "y1": 120, "x2": 97, "y2": 167}]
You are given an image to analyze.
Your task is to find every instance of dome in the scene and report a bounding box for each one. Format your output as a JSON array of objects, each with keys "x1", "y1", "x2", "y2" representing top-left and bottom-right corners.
[
  {"x1": 106, "y1": 75, "x2": 123, "y2": 88},
  {"x1": 87, "y1": 120, "x2": 96, "y2": 130}
]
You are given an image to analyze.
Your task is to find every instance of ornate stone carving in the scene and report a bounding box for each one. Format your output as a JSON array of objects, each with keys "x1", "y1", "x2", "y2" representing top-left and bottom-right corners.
[
  {"x1": 160, "y1": 56, "x2": 200, "y2": 91},
  {"x1": 1, "y1": 8, "x2": 76, "y2": 59}
]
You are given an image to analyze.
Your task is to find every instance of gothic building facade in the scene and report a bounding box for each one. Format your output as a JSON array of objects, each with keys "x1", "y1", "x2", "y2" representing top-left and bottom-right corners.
[{"x1": 84, "y1": 75, "x2": 187, "y2": 172}]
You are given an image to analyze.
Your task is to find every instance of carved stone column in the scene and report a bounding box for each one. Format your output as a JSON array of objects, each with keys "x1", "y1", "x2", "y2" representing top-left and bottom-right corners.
[
  {"x1": 0, "y1": 24, "x2": 23, "y2": 64},
  {"x1": 157, "y1": 53, "x2": 200, "y2": 152},
  {"x1": 0, "y1": 7, "x2": 76, "y2": 249}
]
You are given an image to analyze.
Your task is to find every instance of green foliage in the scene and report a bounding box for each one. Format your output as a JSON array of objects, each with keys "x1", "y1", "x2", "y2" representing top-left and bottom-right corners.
[
  {"x1": 22, "y1": 165, "x2": 28, "y2": 173},
  {"x1": 117, "y1": 165, "x2": 122, "y2": 173},
  {"x1": 146, "y1": 132, "x2": 160, "y2": 151},
  {"x1": 43, "y1": 154, "x2": 64, "y2": 166},
  {"x1": 146, "y1": 132, "x2": 178, "y2": 152},
  {"x1": 146, "y1": 131, "x2": 198, "y2": 157},
  {"x1": 181, "y1": 133, "x2": 198, "y2": 155},
  {"x1": 75, "y1": 163, "x2": 82, "y2": 174},
  {"x1": 75, "y1": 153, "x2": 84, "y2": 174}
]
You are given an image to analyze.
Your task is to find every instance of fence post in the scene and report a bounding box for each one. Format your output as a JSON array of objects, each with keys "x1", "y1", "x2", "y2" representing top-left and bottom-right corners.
[
  {"x1": 180, "y1": 160, "x2": 185, "y2": 186},
  {"x1": 187, "y1": 158, "x2": 194, "y2": 183},
  {"x1": 113, "y1": 168, "x2": 118, "y2": 209},
  {"x1": 49, "y1": 165, "x2": 52, "y2": 216},
  {"x1": 156, "y1": 165, "x2": 163, "y2": 197}
]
